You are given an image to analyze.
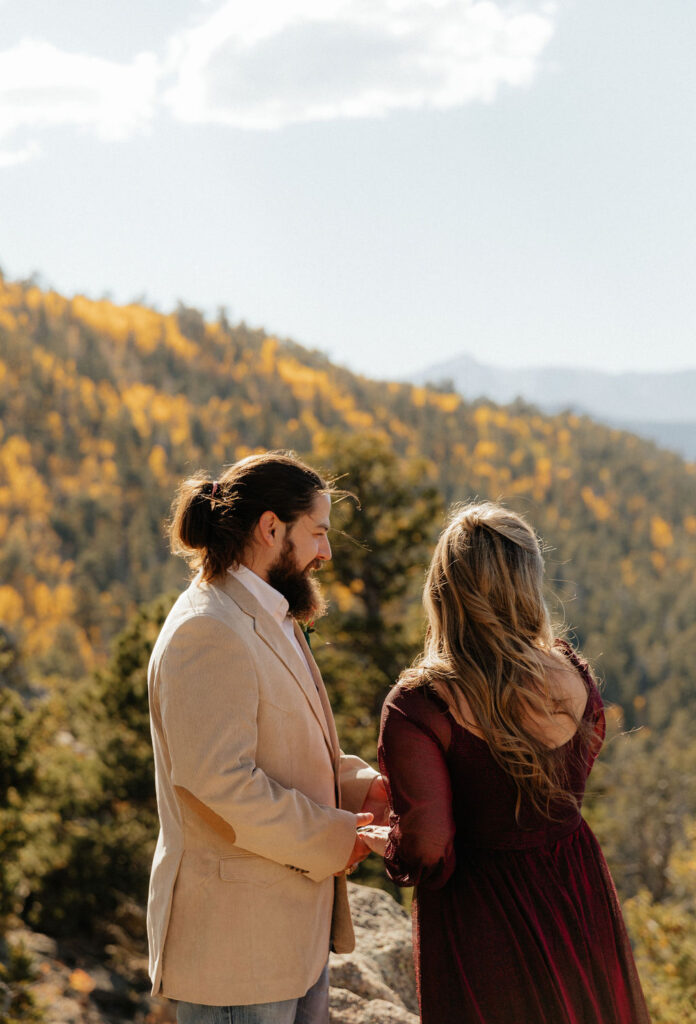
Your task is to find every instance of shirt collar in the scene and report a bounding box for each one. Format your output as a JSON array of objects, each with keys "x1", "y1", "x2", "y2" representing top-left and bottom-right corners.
[{"x1": 228, "y1": 564, "x2": 290, "y2": 625}]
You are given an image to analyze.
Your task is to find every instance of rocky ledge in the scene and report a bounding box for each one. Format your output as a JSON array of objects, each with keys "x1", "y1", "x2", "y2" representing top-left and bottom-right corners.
[
  {"x1": 4, "y1": 883, "x2": 417, "y2": 1024},
  {"x1": 329, "y1": 883, "x2": 418, "y2": 1023}
]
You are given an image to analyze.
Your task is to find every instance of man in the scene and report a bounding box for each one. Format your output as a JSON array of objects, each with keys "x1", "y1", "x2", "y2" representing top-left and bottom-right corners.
[{"x1": 147, "y1": 451, "x2": 387, "y2": 1024}]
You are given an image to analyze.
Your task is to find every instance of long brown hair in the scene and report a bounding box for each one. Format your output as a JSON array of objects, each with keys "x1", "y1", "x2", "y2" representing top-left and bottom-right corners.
[
  {"x1": 169, "y1": 451, "x2": 327, "y2": 581},
  {"x1": 402, "y1": 501, "x2": 592, "y2": 820}
]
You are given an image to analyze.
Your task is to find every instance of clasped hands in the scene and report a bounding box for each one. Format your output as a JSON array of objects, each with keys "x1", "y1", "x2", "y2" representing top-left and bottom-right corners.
[{"x1": 339, "y1": 775, "x2": 391, "y2": 875}]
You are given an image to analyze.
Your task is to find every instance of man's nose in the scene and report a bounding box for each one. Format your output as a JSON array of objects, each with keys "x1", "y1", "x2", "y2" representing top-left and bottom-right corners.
[{"x1": 318, "y1": 536, "x2": 331, "y2": 561}]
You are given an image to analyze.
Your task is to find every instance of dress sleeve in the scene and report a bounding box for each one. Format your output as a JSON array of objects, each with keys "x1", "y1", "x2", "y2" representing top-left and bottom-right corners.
[{"x1": 377, "y1": 686, "x2": 456, "y2": 890}]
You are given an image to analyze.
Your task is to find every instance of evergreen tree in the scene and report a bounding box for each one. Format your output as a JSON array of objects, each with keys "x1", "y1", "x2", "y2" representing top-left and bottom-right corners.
[
  {"x1": 312, "y1": 430, "x2": 443, "y2": 763},
  {"x1": 23, "y1": 596, "x2": 173, "y2": 944}
]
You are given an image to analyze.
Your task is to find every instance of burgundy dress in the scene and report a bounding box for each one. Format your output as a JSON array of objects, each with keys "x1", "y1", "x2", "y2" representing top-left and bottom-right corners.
[{"x1": 378, "y1": 642, "x2": 650, "y2": 1024}]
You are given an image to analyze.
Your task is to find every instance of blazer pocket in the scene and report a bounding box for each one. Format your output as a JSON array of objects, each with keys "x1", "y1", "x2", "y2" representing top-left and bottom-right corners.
[{"x1": 219, "y1": 854, "x2": 291, "y2": 888}]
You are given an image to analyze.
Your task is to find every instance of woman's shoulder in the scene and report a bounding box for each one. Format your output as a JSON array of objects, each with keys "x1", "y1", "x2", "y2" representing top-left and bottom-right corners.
[
  {"x1": 551, "y1": 638, "x2": 603, "y2": 713},
  {"x1": 383, "y1": 675, "x2": 451, "y2": 725},
  {"x1": 552, "y1": 637, "x2": 589, "y2": 673},
  {"x1": 381, "y1": 679, "x2": 453, "y2": 752}
]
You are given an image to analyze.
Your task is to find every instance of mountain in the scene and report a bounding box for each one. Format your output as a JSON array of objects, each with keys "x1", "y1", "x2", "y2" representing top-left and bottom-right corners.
[
  {"x1": 414, "y1": 354, "x2": 696, "y2": 459},
  {"x1": 614, "y1": 419, "x2": 696, "y2": 461},
  {"x1": 1, "y1": 273, "x2": 696, "y2": 727}
]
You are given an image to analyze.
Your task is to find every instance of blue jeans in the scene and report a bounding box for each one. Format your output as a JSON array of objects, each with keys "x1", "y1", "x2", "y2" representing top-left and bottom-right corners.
[{"x1": 176, "y1": 964, "x2": 329, "y2": 1024}]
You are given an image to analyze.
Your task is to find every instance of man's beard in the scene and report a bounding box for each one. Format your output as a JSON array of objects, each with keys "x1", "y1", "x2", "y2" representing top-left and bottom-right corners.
[{"x1": 267, "y1": 536, "x2": 328, "y2": 622}]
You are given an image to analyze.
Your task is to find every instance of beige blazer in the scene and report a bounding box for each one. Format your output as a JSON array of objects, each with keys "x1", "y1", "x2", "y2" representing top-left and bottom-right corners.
[{"x1": 146, "y1": 573, "x2": 377, "y2": 1006}]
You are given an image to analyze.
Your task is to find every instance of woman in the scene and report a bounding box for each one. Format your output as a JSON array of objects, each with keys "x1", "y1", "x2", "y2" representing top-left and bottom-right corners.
[{"x1": 361, "y1": 501, "x2": 650, "y2": 1024}]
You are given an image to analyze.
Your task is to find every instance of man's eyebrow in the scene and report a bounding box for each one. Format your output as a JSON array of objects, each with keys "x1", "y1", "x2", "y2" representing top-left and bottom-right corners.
[{"x1": 313, "y1": 520, "x2": 330, "y2": 531}]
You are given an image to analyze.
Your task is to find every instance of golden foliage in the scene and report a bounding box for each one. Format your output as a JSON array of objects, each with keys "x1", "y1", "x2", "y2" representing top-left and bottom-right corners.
[
  {"x1": 0, "y1": 585, "x2": 23, "y2": 625},
  {"x1": 1, "y1": 272, "x2": 695, "y2": 721},
  {"x1": 68, "y1": 968, "x2": 95, "y2": 994},
  {"x1": 580, "y1": 485, "x2": 612, "y2": 521},
  {"x1": 651, "y1": 515, "x2": 674, "y2": 549}
]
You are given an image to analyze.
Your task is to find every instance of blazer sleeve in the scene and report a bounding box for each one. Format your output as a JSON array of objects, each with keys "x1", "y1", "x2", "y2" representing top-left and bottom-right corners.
[
  {"x1": 157, "y1": 614, "x2": 357, "y2": 882},
  {"x1": 337, "y1": 752, "x2": 379, "y2": 813}
]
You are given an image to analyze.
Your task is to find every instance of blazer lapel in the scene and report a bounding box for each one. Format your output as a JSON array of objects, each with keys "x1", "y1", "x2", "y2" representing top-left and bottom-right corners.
[
  {"x1": 215, "y1": 574, "x2": 334, "y2": 756},
  {"x1": 294, "y1": 621, "x2": 341, "y2": 768}
]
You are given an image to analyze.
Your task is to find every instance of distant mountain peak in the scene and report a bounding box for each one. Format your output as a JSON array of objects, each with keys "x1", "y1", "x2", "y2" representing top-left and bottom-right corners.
[{"x1": 412, "y1": 353, "x2": 696, "y2": 459}]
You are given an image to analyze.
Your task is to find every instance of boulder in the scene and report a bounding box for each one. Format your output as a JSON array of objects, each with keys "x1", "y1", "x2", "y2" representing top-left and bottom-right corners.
[
  {"x1": 329, "y1": 988, "x2": 419, "y2": 1024},
  {"x1": 330, "y1": 883, "x2": 418, "y2": 1024},
  {"x1": 13, "y1": 882, "x2": 418, "y2": 1024}
]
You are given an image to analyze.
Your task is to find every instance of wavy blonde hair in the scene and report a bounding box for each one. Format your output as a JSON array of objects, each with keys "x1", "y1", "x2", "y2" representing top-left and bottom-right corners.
[{"x1": 402, "y1": 501, "x2": 591, "y2": 820}]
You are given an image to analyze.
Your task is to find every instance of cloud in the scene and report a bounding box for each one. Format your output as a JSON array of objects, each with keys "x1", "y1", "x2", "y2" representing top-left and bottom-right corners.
[
  {"x1": 0, "y1": 140, "x2": 42, "y2": 168},
  {"x1": 164, "y1": 0, "x2": 556, "y2": 130},
  {"x1": 0, "y1": 39, "x2": 160, "y2": 155},
  {"x1": 0, "y1": 2, "x2": 556, "y2": 157}
]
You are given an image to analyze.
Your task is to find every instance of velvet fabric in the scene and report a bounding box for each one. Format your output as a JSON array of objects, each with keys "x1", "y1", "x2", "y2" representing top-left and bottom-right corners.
[{"x1": 378, "y1": 641, "x2": 651, "y2": 1024}]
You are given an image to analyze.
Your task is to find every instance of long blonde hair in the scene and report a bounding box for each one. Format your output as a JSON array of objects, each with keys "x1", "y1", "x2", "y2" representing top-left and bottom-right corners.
[{"x1": 402, "y1": 501, "x2": 591, "y2": 820}]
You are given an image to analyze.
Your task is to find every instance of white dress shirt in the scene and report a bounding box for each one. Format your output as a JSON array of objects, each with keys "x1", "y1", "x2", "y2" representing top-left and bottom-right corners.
[{"x1": 228, "y1": 564, "x2": 313, "y2": 674}]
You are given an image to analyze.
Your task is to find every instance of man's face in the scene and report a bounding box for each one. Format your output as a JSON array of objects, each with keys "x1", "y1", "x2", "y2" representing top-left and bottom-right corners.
[
  {"x1": 287, "y1": 492, "x2": 332, "y2": 571},
  {"x1": 267, "y1": 492, "x2": 331, "y2": 620}
]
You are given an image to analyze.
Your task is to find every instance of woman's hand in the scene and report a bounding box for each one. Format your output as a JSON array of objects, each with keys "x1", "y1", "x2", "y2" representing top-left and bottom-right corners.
[{"x1": 356, "y1": 824, "x2": 390, "y2": 858}]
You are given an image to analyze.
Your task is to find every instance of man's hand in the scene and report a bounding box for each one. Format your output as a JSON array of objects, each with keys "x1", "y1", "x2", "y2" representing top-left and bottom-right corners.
[
  {"x1": 337, "y1": 812, "x2": 373, "y2": 875},
  {"x1": 360, "y1": 774, "x2": 389, "y2": 826}
]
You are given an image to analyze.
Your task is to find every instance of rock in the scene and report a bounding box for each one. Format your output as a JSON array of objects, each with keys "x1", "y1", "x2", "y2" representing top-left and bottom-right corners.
[
  {"x1": 14, "y1": 930, "x2": 59, "y2": 958},
  {"x1": 329, "y1": 883, "x2": 418, "y2": 1024},
  {"x1": 11, "y1": 880, "x2": 418, "y2": 1024},
  {"x1": 330, "y1": 954, "x2": 404, "y2": 1006},
  {"x1": 84, "y1": 965, "x2": 140, "y2": 1014},
  {"x1": 5, "y1": 928, "x2": 145, "y2": 1024},
  {"x1": 330, "y1": 988, "x2": 419, "y2": 1024}
]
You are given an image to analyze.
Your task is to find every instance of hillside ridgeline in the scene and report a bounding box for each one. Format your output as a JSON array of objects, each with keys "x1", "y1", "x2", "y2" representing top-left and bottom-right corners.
[{"x1": 1, "y1": 274, "x2": 695, "y2": 725}]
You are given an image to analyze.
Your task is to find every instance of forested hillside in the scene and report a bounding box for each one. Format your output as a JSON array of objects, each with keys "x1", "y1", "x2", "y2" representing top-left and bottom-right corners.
[
  {"x1": 1, "y1": 273, "x2": 695, "y2": 722},
  {"x1": 2, "y1": 273, "x2": 696, "y2": 1021}
]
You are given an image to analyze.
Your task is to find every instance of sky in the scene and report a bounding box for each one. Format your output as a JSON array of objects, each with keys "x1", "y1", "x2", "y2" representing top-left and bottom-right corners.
[{"x1": 1, "y1": 0, "x2": 695, "y2": 381}]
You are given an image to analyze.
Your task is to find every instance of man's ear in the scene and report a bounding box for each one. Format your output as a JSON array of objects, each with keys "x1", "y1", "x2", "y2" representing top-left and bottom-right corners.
[{"x1": 257, "y1": 510, "x2": 281, "y2": 549}]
